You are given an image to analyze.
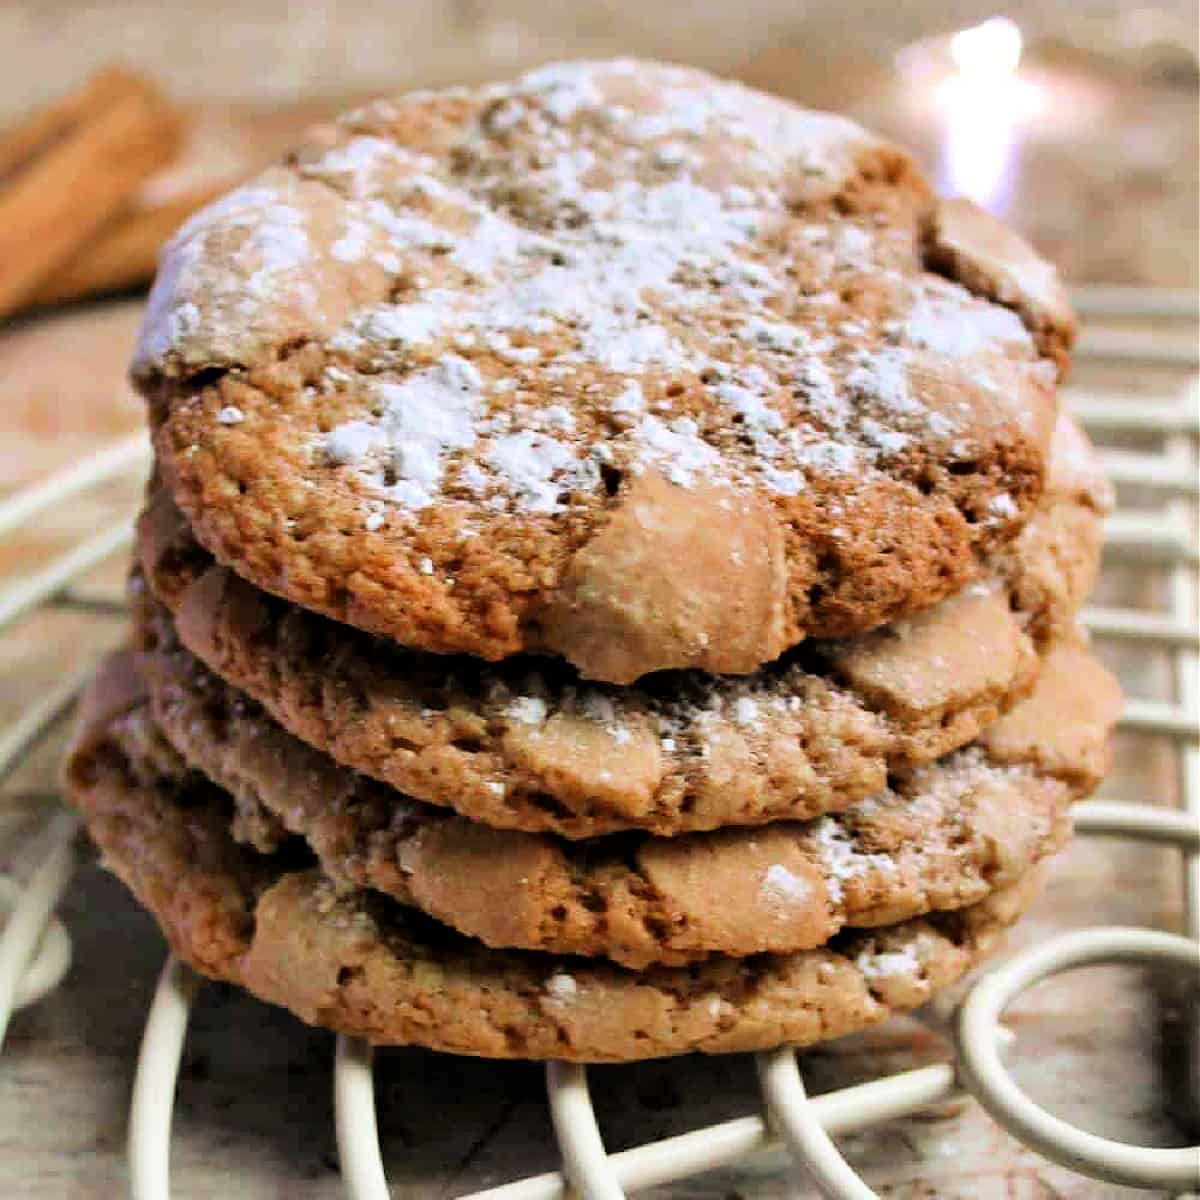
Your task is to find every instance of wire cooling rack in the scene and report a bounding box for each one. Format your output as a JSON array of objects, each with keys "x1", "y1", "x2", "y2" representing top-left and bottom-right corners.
[{"x1": 0, "y1": 286, "x2": 1196, "y2": 1199}]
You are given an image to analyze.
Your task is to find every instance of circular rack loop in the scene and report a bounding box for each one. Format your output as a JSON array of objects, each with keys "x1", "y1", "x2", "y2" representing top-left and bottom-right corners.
[
  {"x1": 0, "y1": 810, "x2": 78, "y2": 1051},
  {"x1": 956, "y1": 926, "x2": 1200, "y2": 1191},
  {"x1": 0, "y1": 873, "x2": 72, "y2": 1029}
]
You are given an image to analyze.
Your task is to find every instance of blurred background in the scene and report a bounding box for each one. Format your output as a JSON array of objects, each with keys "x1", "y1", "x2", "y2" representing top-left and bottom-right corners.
[{"x1": 1, "y1": 0, "x2": 1197, "y2": 280}]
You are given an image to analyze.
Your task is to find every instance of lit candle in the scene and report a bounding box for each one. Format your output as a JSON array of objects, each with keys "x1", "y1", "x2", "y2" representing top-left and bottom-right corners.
[{"x1": 934, "y1": 18, "x2": 1043, "y2": 212}]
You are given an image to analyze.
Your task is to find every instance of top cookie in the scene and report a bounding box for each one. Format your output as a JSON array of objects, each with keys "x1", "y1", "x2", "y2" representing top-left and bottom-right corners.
[{"x1": 134, "y1": 59, "x2": 1073, "y2": 683}]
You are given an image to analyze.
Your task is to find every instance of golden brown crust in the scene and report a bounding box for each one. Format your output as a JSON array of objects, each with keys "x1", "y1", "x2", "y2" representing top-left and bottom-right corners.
[
  {"x1": 65, "y1": 654, "x2": 1047, "y2": 1062},
  {"x1": 134, "y1": 61, "x2": 1070, "y2": 681},
  {"x1": 134, "y1": 417, "x2": 1104, "y2": 837},
  {"x1": 139, "y1": 633, "x2": 1101, "y2": 967}
]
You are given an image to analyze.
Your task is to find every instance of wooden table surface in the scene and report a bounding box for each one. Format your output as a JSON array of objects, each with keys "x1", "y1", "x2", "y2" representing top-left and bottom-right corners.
[{"x1": 0, "y1": 33, "x2": 1197, "y2": 1198}]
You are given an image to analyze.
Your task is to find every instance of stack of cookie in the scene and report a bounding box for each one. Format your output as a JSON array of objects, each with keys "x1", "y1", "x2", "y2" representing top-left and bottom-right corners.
[{"x1": 67, "y1": 61, "x2": 1121, "y2": 1062}]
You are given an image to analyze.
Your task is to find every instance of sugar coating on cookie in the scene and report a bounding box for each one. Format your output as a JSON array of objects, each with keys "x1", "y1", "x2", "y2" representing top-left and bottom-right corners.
[{"x1": 136, "y1": 60, "x2": 1072, "y2": 681}]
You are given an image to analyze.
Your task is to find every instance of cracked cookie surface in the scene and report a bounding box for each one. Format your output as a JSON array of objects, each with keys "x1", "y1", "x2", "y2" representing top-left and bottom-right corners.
[
  {"x1": 65, "y1": 651, "x2": 1048, "y2": 1062},
  {"x1": 135, "y1": 59, "x2": 1073, "y2": 682},
  {"x1": 135, "y1": 414, "x2": 1107, "y2": 838},
  {"x1": 137, "y1": 630, "x2": 1114, "y2": 967}
]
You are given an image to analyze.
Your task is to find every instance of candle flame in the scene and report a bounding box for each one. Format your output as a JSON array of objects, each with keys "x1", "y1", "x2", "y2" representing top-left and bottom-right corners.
[
  {"x1": 936, "y1": 17, "x2": 1039, "y2": 212},
  {"x1": 949, "y1": 17, "x2": 1023, "y2": 80}
]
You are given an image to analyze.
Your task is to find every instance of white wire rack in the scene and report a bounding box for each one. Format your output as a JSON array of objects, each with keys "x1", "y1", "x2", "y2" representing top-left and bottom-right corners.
[{"x1": 0, "y1": 288, "x2": 1196, "y2": 1199}]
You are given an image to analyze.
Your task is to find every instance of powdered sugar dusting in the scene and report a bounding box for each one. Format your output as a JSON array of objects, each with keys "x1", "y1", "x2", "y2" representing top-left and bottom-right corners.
[
  {"x1": 218, "y1": 202, "x2": 307, "y2": 290},
  {"x1": 522, "y1": 62, "x2": 604, "y2": 122},
  {"x1": 135, "y1": 181, "x2": 318, "y2": 369},
  {"x1": 905, "y1": 281, "x2": 1032, "y2": 359},
  {"x1": 761, "y1": 863, "x2": 811, "y2": 908},
  {"x1": 169, "y1": 185, "x2": 283, "y2": 248},
  {"x1": 855, "y1": 941, "x2": 920, "y2": 980},
  {"x1": 630, "y1": 416, "x2": 722, "y2": 487},
  {"x1": 483, "y1": 432, "x2": 581, "y2": 514},
  {"x1": 845, "y1": 347, "x2": 919, "y2": 418},
  {"x1": 611, "y1": 381, "x2": 645, "y2": 414},
  {"x1": 138, "y1": 59, "x2": 1060, "y2": 534},
  {"x1": 360, "y1": 304, "x2": 447, "y2": 346},
  {"x1": 812, "y1": 816, "x2": 898, "y2": 904},
  {"x1": 303, "y1": 135, "x2": 432, "y2": 198},
  {"x1": 321, "y1": 356, "x2": 481, "y2": 509}
]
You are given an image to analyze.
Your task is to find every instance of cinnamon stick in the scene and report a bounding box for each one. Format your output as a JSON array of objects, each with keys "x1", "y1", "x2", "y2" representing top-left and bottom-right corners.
[
  {"x1": 0, "y1": 68, "x2": 183, "y2": 320},
  {"x1": 29, "y1": 181, "x2": 228, "y2": 308},
  {"x1": 0, "y1": 67, "x2": 154, "y2": 183}
]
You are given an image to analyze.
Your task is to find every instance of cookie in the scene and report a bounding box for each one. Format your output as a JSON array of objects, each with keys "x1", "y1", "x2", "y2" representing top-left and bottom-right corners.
[
  {"x1": 65, "y1": 652, "x2": 1046, "y2": 1062},
  {"x1": 134, "y1": 415, "x2": 1105, "y2": 838},
  {"x1": 138, "y1": 628, "x2": 1113, "y2": 967},
  {"x1": 134, "y1": 59, "x2": 1072, "y2": 683}
]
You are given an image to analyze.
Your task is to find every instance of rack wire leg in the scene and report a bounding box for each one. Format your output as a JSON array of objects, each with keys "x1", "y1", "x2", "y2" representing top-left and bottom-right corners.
[{"x1": 129, "y1": 957, "x2": 201, "y2": 1200}]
